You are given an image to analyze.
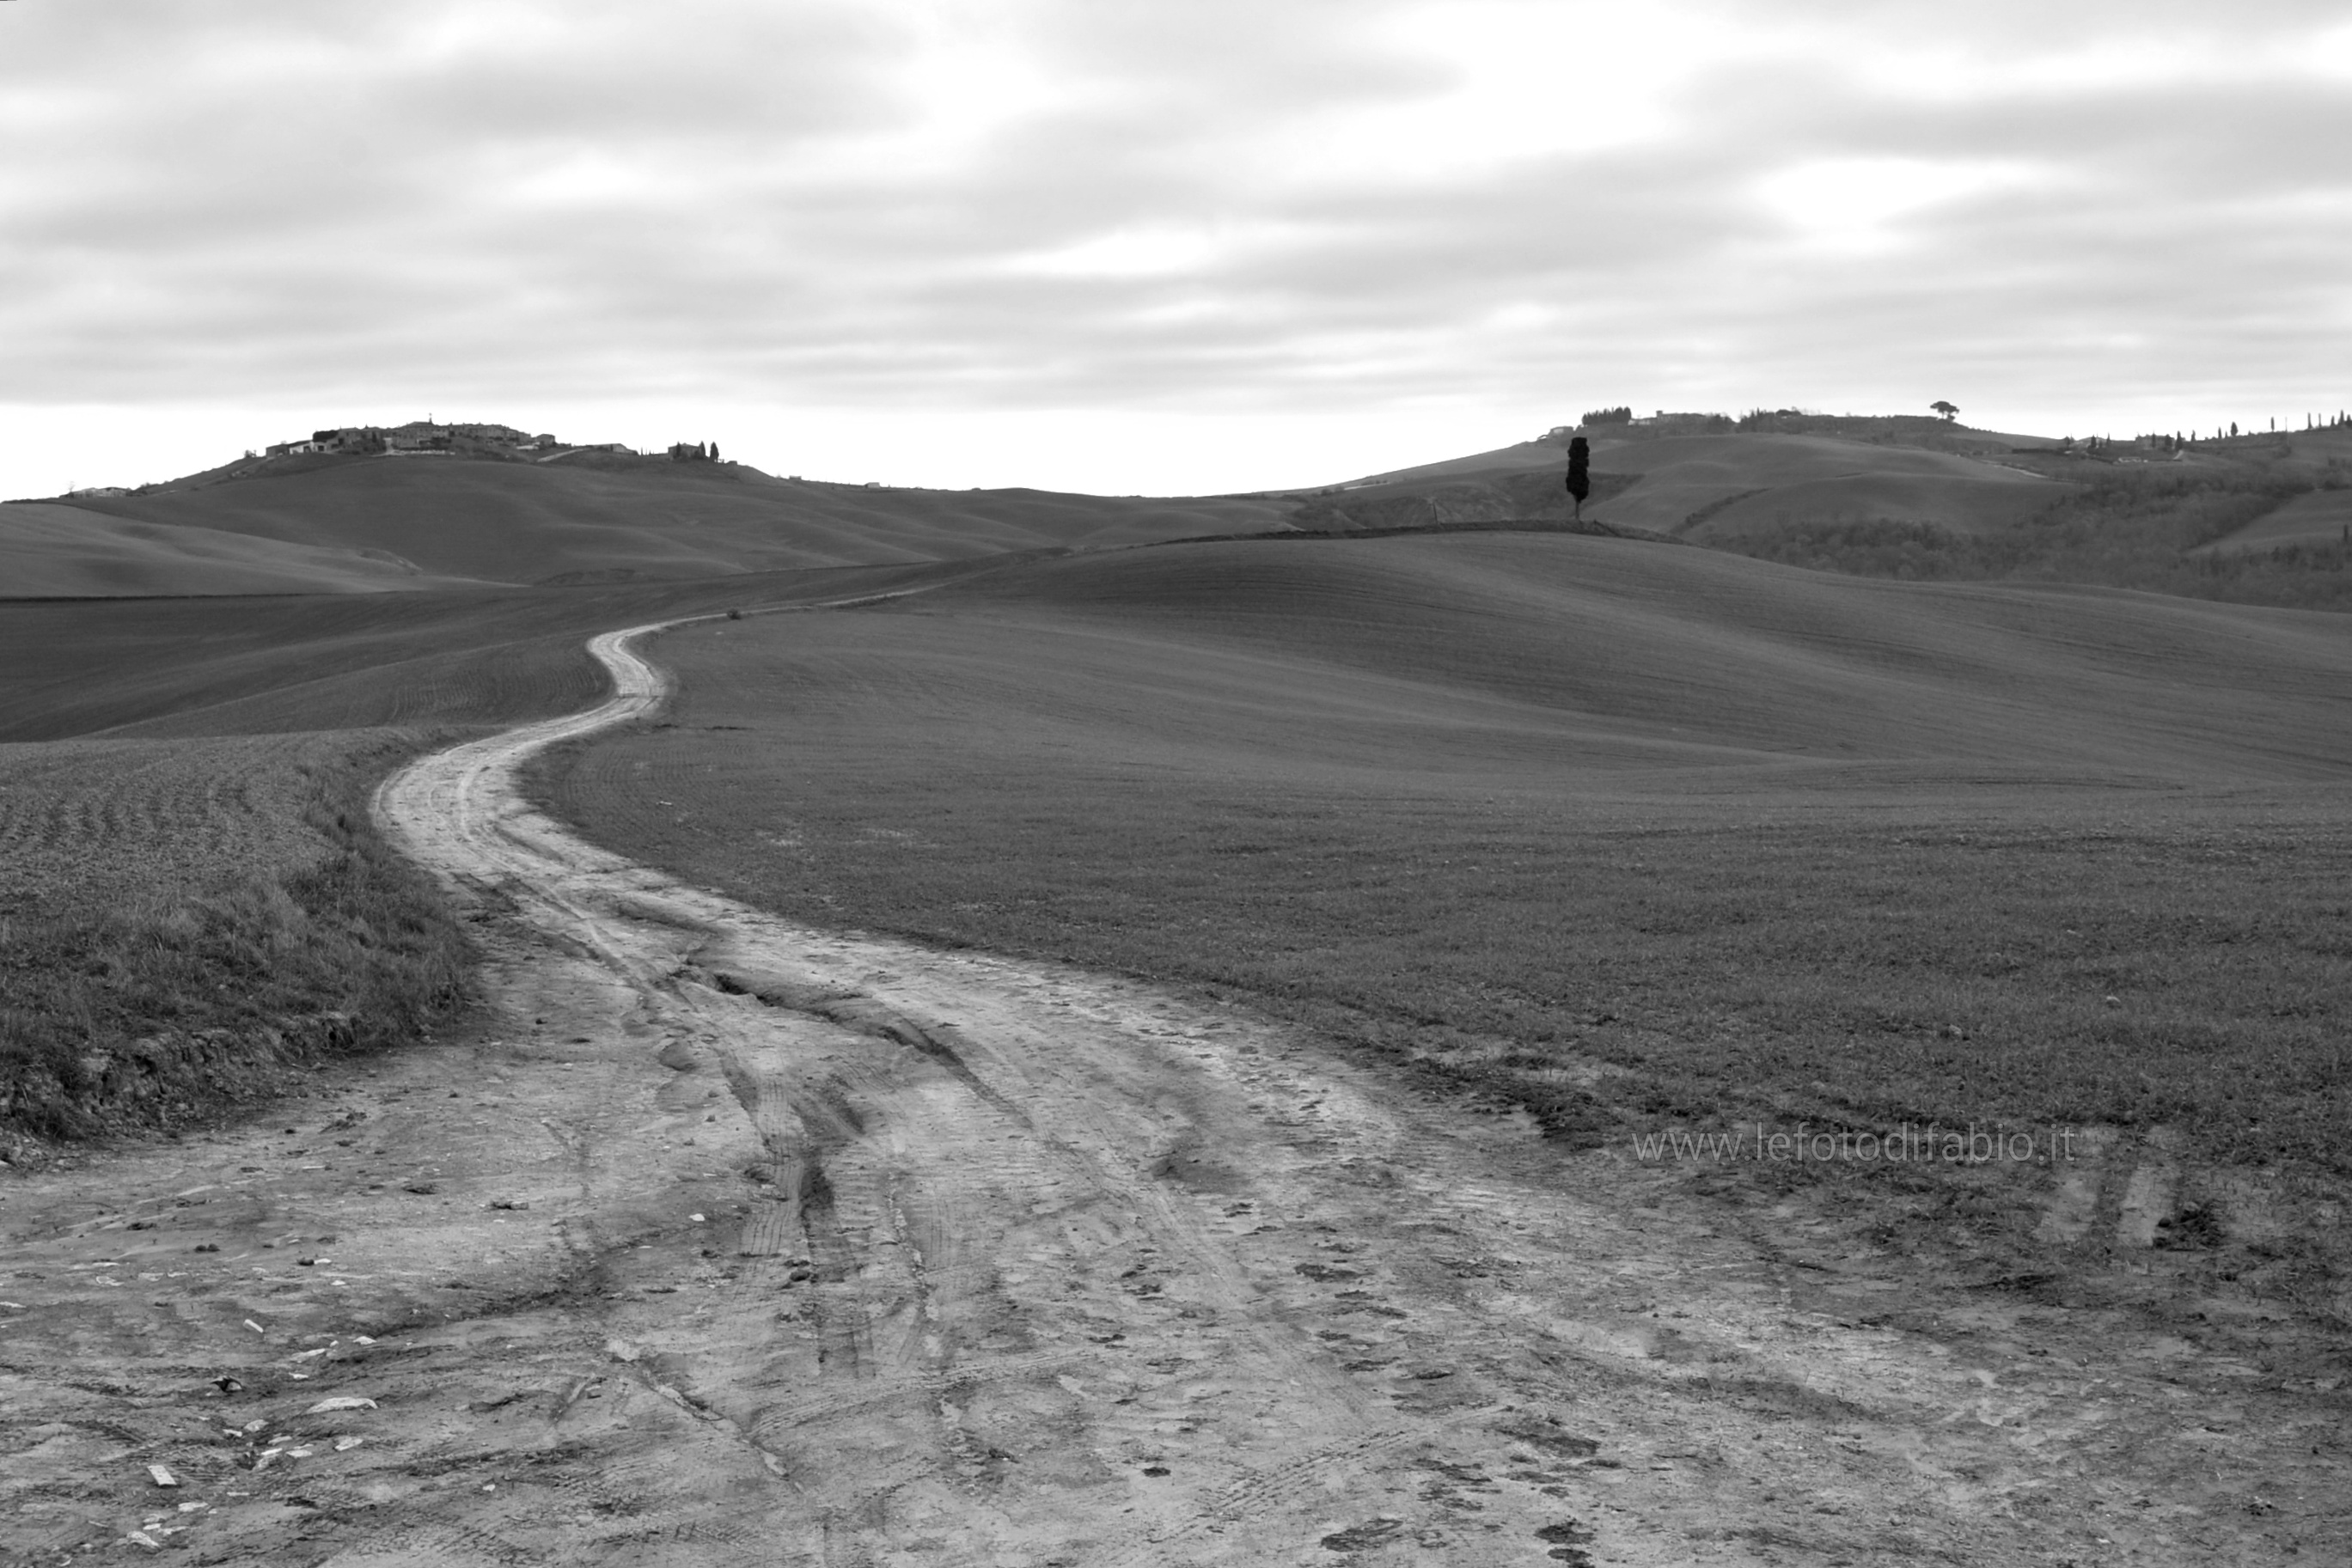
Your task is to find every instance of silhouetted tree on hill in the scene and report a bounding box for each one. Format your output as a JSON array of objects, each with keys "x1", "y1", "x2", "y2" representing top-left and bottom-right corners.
[
  {"x1": 1931, "y1": 400, "x2": 1958, "y2": 422},
  {"x1": 1566, "y1": 437, "x2": 1591, "y2": 522}
]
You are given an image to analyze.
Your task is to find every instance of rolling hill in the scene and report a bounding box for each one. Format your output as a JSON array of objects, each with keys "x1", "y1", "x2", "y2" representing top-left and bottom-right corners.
[
  {"x1": 0, "y1": 501, "x2": 489, "y2": 597},
  {"x1": 1302, "y1": 421, "x2": 2352, "y2": 613},
  {"x1": 9, "y1": 416, "x2": 2082, "y2": 601},
  {"x1": 0, "y1": 558, "x2": 1006, "y2": 742},
  {"x1": 1585, "y1": 434, "x2": 2062, "y2": 540},
  {"x1": 34, "y1": 453, "x2": 1295, "y2": 591},
  {"x1": 1304, "y1": 429, "x2": 2066, "y2": 541},
  {"x1": 698, "y1": 533, "x2": 2352, "y2": 784},
  {"x1": 25, "y1": 414, "x2": 2350, "y2": 607}
]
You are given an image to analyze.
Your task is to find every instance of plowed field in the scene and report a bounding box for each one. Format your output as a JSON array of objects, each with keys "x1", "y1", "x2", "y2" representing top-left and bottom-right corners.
[{"x1": 0, "y1": 732, "x2": 361, "y2": 921}]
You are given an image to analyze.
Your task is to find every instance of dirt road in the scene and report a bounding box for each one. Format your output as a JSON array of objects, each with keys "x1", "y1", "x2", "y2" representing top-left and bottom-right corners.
[{"x1": 3, "y1": 615, "x2": 2344, "y2": 1565}]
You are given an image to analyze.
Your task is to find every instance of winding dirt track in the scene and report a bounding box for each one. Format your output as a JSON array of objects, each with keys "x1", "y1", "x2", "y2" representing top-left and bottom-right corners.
[{"x1": 4, "y1": 614, "x2": 2343, "y2": 1565}]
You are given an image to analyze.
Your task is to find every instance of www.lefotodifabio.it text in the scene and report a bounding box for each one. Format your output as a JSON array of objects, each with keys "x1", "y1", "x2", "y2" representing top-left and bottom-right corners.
[{"x1": 1628, "y1": 1124, "x2": 2087, "y2": 1165}]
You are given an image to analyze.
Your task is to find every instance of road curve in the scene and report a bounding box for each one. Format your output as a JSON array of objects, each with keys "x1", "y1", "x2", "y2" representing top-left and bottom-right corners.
[
  {"x1": 370, "y1": 613, "x2": 1478, "y2": 1563},
  {"x1": 362, "y1": 617, "x2": 2241, "y2": 1565}
]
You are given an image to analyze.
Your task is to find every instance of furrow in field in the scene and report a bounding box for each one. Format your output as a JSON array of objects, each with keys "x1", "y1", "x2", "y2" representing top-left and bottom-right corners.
[{"x1": 0, "y1": 730, "x2": 366, "y2": 919}]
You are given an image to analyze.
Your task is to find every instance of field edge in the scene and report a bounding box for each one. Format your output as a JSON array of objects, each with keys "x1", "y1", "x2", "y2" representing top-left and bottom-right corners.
[{"x1": 0, "y1": 729, "x2": 480, "y2": 1162}]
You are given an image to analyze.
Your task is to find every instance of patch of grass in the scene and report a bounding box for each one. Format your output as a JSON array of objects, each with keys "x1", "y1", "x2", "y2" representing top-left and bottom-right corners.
[
  {"x1": 535, "y1": 748, "x2": 2352, "y2": 1173},
  {"x1": 0, "y1": 732, "x2": 473, "y2": 1145}
]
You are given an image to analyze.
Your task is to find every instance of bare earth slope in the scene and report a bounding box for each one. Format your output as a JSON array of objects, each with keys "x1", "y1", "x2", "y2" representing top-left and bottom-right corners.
[
  {"x1": 52, "y1": 457, "x2": 1295, "y2": 586},
  {"x1": 0, "y1": 502, "x2": 485, "y2": 598}
]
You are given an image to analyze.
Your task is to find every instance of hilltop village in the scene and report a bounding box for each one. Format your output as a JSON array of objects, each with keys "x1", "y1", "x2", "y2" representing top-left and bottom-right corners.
[
  {"x1": 259, "y1": 420, "x2": 718, "y2": 465},
  {"x1": 1547, "y1": 404, "x2": 2352, "y2": 459},
  {"x1": 52, "y1": 422, "x2": 737, "y2": 502}
]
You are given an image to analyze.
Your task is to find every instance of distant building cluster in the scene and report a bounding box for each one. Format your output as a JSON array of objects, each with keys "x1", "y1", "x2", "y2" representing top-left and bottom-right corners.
[
  {"x1": 264, "y1": 421, "x2": 570, "y2": 459},
  {"x1": 1547, "y1": 410, "x2": 1738, "y2": 439},
  {"x1": 254, "y1": 421, "x2": 743, "y2": 467},
  {"x1": 1542, "y1": 406, "x2": 2352, "y2": 455}
]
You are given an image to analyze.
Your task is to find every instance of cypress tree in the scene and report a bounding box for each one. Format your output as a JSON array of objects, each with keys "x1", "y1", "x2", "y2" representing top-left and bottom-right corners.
[{"x1": 1566, "y1": 437, "x2": 1591, "y2": 522}]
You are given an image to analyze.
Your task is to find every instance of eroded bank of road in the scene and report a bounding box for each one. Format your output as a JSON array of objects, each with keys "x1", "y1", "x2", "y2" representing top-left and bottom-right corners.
[{"x1": 2, "y1": 613, "x2": 2342, "y2": 1565}]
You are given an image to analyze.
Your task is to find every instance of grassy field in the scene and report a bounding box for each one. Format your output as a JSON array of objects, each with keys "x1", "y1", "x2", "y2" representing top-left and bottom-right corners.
[
  {"x1": 528, "y1": 534, "x2": 2352, "y2": 1181},
  {"x1": 0, "y1": 729, "x2": 470, "y2": 1144}
]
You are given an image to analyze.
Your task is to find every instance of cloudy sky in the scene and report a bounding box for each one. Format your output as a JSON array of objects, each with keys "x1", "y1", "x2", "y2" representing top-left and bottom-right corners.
[{"x1": 5, "y1": 0, "x2": 2349, "y2": 497}]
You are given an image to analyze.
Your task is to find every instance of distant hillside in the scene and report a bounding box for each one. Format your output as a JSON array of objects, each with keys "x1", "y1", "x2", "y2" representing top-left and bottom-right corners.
[
  {"x1": 0, "y1": 502, "x2": 489, "y2": 597},
  {"x1": 1581, "y1": 433, "x2": 2062, "y2": 540},
  {"x1": 27, "y1": 414, "x2": 2352, "y2": 609},
  {"x1": 1299, "y1": 418, "x2": 2352, "y2": 613},
  {"x1": 1290, "y1": 426, "x2": 2062, "y2": 541},
  {"x1": 1714, "y1": 427, "x2": 2352, "y2": 612},
  {"x1": 0, "y1": 559, "x2": 1010, "y2": 742},
  {"x1": 25, "y1": 450, "x2": 1297, "y2": 594},
  {"x1": 901, "y1": 534, "x2": 2352, "y2": 781}
]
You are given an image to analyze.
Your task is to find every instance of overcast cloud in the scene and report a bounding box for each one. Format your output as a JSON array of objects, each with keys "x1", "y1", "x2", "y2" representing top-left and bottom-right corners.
[{"x1": 5, "y1": 0, "x2": 2349, "y2": 496}]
